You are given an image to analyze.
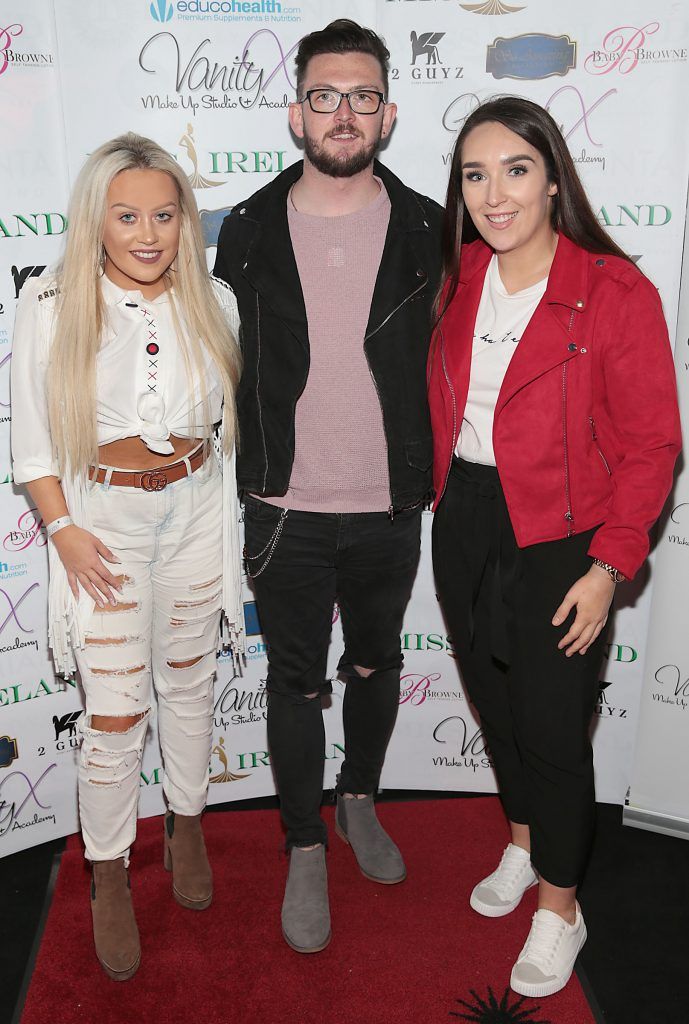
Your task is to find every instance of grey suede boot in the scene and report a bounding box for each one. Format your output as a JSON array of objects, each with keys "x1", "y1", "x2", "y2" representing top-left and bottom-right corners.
[
  {"x1": 281, "y1": 845, "x2": 331, "y2": 953},
  {"x1": 335, "y1": 794, "x2": 406, "y2": 884}
]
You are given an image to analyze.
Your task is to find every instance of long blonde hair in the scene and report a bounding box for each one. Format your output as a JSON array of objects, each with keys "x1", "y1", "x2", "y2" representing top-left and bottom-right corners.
[{"x1": 48, "y1": 132, "x2": 241, "y2": 476}]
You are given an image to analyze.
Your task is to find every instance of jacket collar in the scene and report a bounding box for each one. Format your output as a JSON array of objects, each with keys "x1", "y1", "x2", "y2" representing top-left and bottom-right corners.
[
  {"x1": 374, "y1": 159, "x2": 434, "y2": 234},
  {"x1": 239, "y1": 158, "x2": 432, "y2": 234},
  {"x1": 237, "y1": 162, "x2": 306, "y2": 346},
  {"x1": 543, "y1": 232, "x2": 590, "y2": 311},
  {"x1": 458, "y1": 233, "x2": 590, "y2": 310}
]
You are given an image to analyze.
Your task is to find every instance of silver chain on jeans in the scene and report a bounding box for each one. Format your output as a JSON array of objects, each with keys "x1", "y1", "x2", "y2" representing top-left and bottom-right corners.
[{"x1": 243, "y1": 507, "x2": 288, "y2": 578}]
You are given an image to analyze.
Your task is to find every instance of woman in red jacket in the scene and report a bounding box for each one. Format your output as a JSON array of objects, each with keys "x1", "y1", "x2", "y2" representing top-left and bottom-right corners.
[{"x1": 428, "y1": 97, "x2": 680, "y2": 998}]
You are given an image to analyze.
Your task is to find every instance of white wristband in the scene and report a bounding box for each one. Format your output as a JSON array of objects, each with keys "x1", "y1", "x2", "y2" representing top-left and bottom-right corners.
[{"x1": 46, "y1": 515, "x2": 73, "y2": 538}]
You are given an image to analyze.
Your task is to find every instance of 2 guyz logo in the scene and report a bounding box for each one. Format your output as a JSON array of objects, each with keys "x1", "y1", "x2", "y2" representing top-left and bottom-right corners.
[
  {"x1": 410, "y1": 32, "x2": 444, "y2": 66},
  {"x1": 403, "y1": 30, "x2": 463, "y2": 83},
  {"x1": 53, "y1": 711, "x2": 82, "y2": 742},
  {"x1": 11, "y1": 265, "x2": 46, "y2": 299}
]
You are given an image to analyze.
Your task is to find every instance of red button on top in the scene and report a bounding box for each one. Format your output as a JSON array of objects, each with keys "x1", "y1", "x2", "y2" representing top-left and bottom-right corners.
[{"x1": 146, "y1": 342, "x2": 159, "y2": 355}]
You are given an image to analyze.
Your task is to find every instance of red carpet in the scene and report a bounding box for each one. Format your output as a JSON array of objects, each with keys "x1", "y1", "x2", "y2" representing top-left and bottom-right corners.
[{"x1": 21, "y1": 798, "x2": 596, "y2": 1024}]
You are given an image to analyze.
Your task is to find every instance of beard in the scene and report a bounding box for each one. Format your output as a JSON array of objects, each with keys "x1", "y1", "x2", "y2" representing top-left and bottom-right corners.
[{"x1": 303, "y1": 123, "x2": 381, "y2": 178}]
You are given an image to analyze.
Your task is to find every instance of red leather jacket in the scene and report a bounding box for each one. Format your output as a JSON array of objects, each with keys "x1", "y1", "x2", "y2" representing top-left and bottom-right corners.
[{"x1": 428, "y1": 234, "x2": 681, "y2": 581}]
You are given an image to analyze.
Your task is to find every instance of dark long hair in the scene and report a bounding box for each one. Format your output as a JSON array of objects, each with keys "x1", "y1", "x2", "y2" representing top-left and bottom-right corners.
[{"x1": 436, "y1": 96, "x2": 633, "y2": 323}]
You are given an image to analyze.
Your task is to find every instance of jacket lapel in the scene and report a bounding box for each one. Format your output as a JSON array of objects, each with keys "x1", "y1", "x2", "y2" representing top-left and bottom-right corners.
[
  {"x1": 365, "y1": 161, "x2": 434, "y2": 342},
  {"x1": 495, "y1": 302, "x2": 580, "y2": 416},
  {"x1": 495, "y1": 235, "x2": 589, "y2": 416},
  {"x1": 240, "y1": 165, "x2": 309, "y2": 350},
  {"x1": 365, "y1": 221, "x2": 428, "y2": 341},
  {"x1": 439, "y1": 242, "x2": 492, "y2": 415}
]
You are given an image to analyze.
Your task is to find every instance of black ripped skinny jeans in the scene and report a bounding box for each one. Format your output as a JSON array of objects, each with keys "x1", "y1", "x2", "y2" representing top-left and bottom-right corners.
[{"x1": 243, "y1": 495, "x2": 422, "y2": 849}]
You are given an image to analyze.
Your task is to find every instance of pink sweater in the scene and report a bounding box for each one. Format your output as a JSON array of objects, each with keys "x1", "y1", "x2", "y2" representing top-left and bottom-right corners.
[{"x1": 265, "y1": 183, "x2": 391, "y2": 513}]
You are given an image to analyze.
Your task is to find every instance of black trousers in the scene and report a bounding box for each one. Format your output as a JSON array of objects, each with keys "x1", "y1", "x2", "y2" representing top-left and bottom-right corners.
[
  {"x1": 243, "y1": 495, "x2": 422, "y2": 849},
  {"x1": 432, "y1": 458, "x2": 606, "y2": 887}
]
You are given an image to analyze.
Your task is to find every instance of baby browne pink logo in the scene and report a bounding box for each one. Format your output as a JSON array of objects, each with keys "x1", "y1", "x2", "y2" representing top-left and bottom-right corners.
[
  {"x1": 400, "y1": 672, "x2": 441, "y2": 706},
  {"x1": 585, "y1": 22, "x2": 670, "y2": 75},
  {"x1": 4, "y1": 509, "x2": 45, "y2": 552},
  {"x1": 0, "y1": 24, "x2": 22, "y2": 77}
]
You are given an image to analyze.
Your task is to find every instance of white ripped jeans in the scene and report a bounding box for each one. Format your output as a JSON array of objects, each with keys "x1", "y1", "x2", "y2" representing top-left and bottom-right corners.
[{"x1": 75, "y1": 459, "x2": 222, "y2": 863}]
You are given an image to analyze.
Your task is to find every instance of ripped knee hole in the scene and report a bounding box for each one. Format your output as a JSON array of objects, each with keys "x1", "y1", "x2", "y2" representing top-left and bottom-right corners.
[
  {"x1": 88, "y1": 711, "x2": 148, "y2": 733},
  {"x1": 85, "y1": 635, "x2": 142, "y2": 646},
  {"x1": 189, "y1": 575, "x2": 222, "y2": 592},
  {"x1": 99, "y1": 600, "x2": 138, "y2": 613},
  {"x1": 91, "y1": 664, "x2": 146, "y2": 677},
  {"x1": 353, "y1": 665, "x2": 376, "y2": 678},
  {"x1": 172, "y1": 595, "x2": 218, "y2": 610},
  {"x1": 167, "y1": 656, "x2": 203, "y2": 670}
]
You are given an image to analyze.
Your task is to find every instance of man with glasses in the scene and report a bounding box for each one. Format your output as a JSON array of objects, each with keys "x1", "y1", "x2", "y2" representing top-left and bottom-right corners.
[{"x1": 214, "y1": 19, "x2": 442, "y2": 953}]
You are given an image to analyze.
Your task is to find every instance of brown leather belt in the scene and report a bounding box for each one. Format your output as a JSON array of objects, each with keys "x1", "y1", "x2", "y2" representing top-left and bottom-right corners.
[{"x1": 89, "y1": 445, "x2": 208, "y2": 492}]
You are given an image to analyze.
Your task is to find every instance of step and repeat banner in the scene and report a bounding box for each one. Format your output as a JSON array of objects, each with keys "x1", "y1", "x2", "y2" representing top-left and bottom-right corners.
[
  {"x1": 1, "y1": 0, "x2": 688, "y2": 856},
  {"x1": 624, "y1": 196, "x2": 689, "y2": 841}
]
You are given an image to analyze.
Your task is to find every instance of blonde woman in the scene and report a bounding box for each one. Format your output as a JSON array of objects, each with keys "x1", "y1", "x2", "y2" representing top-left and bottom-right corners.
[{"x1": 11, "y1": 133, "x2": 243, "y2": 981}]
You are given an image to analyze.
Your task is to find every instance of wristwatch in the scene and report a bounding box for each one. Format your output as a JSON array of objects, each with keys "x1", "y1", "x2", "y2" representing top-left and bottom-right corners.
[{"x1": 592, "y1": 558, "x2": 626, "y2": 583}]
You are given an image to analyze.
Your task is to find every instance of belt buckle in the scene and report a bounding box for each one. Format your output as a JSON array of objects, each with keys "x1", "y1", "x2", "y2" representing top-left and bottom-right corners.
[{"x1": 140, "y1": 470, "x2": 168, "y2": 492}]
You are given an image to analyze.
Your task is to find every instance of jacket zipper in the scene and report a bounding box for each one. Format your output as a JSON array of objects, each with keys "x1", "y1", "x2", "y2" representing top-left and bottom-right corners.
[
  {"x1": 439, "y1": 326, "x2": 458, "y2": 506},
  {"x1": 589, "y1": 416, "x2": 612, "y2": 475},
  {"x1": 562, "y1": 309, "x2": 576, "y2": 536},
  {"x1": 255, "y1": 292, "x2": 269, "y2": 492},
  {"x1": 365, "y1": 276, "x2": 428, "y2": 344},
  {"x1": 364, "y1": 275, "x2": 429, "y2": 519}
]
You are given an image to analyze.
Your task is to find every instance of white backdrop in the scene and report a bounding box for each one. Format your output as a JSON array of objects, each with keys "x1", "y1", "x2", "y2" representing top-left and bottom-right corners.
[
  {"x1": 625, "y1": 191, "x2": 689, "y2": 840},
  {"x1": 1, "y1": 0, "x2": 688, "y2": 856}
]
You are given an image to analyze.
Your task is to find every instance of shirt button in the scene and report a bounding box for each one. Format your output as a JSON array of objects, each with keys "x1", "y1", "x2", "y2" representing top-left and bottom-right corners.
[
  {"x1": 238, "y1": 208, "x2": 246, "y2": 214},
  {"x1": 596, "y1": 259, "x2": 606, "y2": 267},
  {"x1": 568, "y1": 342, "x2": 578, "y2": 352},
  {"x1": 580, "y1": 347, "x2": 588, "y2": 354},
  {"x1": 416, "y1": 268, "x2": 425, "y2": 277},
  {"x1": 576, "y1": 299, "x2": 585, "y2": 308}
]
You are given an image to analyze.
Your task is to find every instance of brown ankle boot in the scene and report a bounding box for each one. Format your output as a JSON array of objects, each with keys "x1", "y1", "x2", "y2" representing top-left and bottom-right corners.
[
  {"x1": 164, "y1": 810, "x2": 213, "y2": 910},
  {"x1": 90, "y1": 858, "x2": 140, "y2": 981}
]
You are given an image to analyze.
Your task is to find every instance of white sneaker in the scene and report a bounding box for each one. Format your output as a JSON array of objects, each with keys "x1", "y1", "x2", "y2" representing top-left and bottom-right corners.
[
  {"x1": 510, "y1": 905, "x2": 587, "y2": 998},
  {"x1": 469, "y1": 843, "x2": 538, "y2": 917}
]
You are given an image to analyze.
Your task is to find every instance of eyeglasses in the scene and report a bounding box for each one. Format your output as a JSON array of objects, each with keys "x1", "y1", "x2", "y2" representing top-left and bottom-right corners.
[{"x1": 300, "y1": 89, "x2": 386, "y2": 115}]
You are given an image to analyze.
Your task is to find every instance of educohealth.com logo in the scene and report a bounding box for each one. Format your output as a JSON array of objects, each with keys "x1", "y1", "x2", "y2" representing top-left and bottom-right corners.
[
  {"x1": 149, "y1": 0, "x2": 294, "y2": 21},
  {"x1": 150, "y1": 0, "x2": 174, "y2": 20}
]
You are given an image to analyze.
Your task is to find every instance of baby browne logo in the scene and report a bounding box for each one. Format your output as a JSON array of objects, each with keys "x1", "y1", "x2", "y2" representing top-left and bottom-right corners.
[
  {"x1": 0, "y1": 24, "x2": 22, "y2": 77},
  {"x1": 585, "y1": 22, "x2": 687, "y2": 75}
]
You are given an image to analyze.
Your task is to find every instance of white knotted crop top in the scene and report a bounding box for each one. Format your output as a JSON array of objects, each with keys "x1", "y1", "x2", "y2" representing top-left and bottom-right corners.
[
  {"x1": 11, "y1": 272, "x2": 239, "y2": 482},
  {"x1": 10, "y1": 271, "x2": 244, "y2": 673}
]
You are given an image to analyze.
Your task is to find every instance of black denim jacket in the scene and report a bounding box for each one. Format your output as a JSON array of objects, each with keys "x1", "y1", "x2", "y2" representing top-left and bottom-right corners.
[{"x1": 213, "y1": 159, "x2": 443, "y2": 511}]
